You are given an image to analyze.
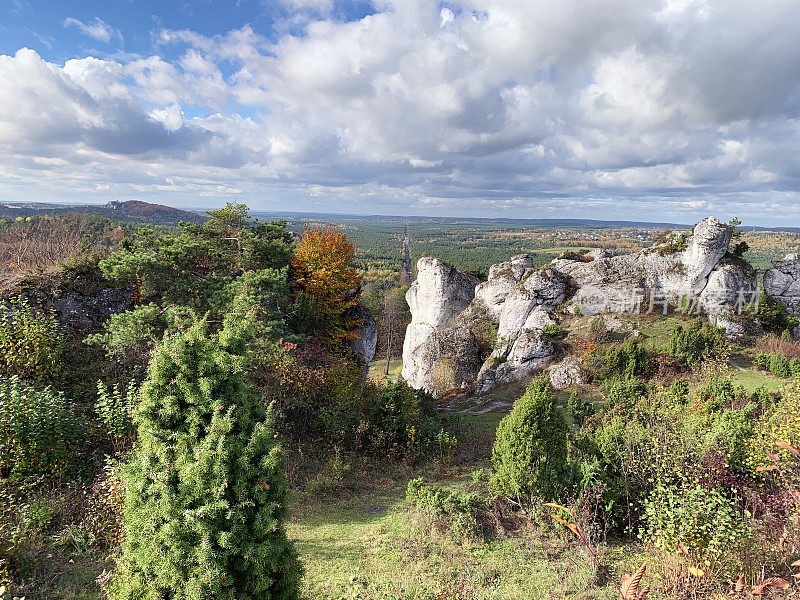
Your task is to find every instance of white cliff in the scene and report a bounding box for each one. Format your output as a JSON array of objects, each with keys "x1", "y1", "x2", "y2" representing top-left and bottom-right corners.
[{"x1": 400, "y1": 217, "x2": 759, "y2": 396}]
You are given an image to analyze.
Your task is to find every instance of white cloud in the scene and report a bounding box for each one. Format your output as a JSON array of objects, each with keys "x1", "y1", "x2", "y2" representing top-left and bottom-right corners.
[
  {"x1": 277, "y1": 0, "x2": 334, "y2": 13},
  {"x1": 2, "y1": 0, "x2": 800, "y2": 223},
  {"x1": 63, "y1": 17, "x2": 122, "y2": 43}
]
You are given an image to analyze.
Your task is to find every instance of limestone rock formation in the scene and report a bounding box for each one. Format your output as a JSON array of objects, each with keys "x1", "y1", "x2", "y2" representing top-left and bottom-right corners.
[
  {"x1": 345, "y1": 305, "x2": 378, "y2": 367},
  {"x1": 401, "y1": 258, "x2": 481, "y2": 391},
  {"x1": 475, "y1": 306, "x2": 559, "y2": 395},
  {"x1": 764, "y1": 254, "x2": 800, "y2": 316},
  {"x1": 401, "y1": 254, "x2": 568, "y2": 395},
  {"x1": 554, "y1": 217, "x2": 751, "y2": 316},
  {"x1": 400, "y1": 217, "x2": 761, "y2": 397},
  {"x1": 548, "y1": 356, "x2": 587, "y2": 389},
  {"x1": 474, "y1": 254, "x2": 535, "y2": 321}
]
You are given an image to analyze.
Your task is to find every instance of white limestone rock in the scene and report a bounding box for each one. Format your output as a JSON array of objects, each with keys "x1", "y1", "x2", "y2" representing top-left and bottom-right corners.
[
  {"x1": 555, "y1": 217, "x2": 737, "y2": 315},
  {"x1": 475, "y1": 306, "x2": 558, "y2": 394},
  {"x1": 405, "y1": 257, "x2": 479, "y2": 329},
  {"x1": 548, "y1": 356, "x2": 587, "y2": 389},
  {"x1": 474, "y1": 254, "x2": 535, "y2": 321},
  {"x1": 698, "y1": 260, "x2": 757, "y2": 316},
  {"x1": 401, "y1": 257, "x2": 480, "y2": 393},
  {"x1": 400, "y1": 216, "x2": 757, "y2": 397},
  {"x1": 494, "y1": 268, "x2": 568, "y2": 350},
  {"x1": 764, "y1": 255, "x2": 800, "y2": 316}
]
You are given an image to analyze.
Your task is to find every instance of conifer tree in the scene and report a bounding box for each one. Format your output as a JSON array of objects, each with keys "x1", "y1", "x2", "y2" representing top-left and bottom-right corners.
[
  {"x1": 109, "y1": 320, "x2": 302, "y2": 600},
  {"x1": 490, "y1": 375, "x2": 567, "y2": 503}
]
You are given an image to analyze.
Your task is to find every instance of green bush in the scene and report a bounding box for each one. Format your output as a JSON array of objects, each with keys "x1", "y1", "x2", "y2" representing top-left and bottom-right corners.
[
  {"x1": 602, "y1": 377, "x2": 649, "y2": 408},
  {"x1": 603, "y1": 338, "x2": 651, "y2": 378},
  {"x1": 695, "y1": 375, "x2": 742, "y2": 411},
  {"x1": 110, "y1": 320, "x2": 302, "y2": 600},
  {"x1": 541, "y1": 324, "x2": 568, "y2": 341},
  {"x1": 588, "y1": 315, "x2": 607, "y2": 342},
  {"x1": 757, "y1": 293, "x2": 799, "y2": 335},
  {"x1": 363, "y1": 381, "x2": 446, "y2": 460},
  {"x1": 754, "y1": 351, "x2": 800, "y2": 378},
  {"x1": 769, "y1": 352, "x2": 791, "y2": 378},
  {"x1": 667, "y1": 379, "x2": 690, "y2": 403},
  {"x1": 566, "y1": 392, "x2": 594, "y2": 426},
  {"x1": 0, "y1": 298, "x2": 62, "y2": 383},
  {"x1": 0, "y1": 377, "x2": 84, "y2": 477},
  {"x1": 490, "y1": 376, "x2": 568, "y2": 502},
  {"x1": 96, "y1": 380, "x2": 139, "y2": 443},
  {"x1": 669, "y1": 318, "x2": 727, "y2": 367},
  {"x1": 406, "y1": 478, "x2": 490, "y2": 539},
  {"x1": 641, "y1": 483, "x2": 751, "y2": 570}
]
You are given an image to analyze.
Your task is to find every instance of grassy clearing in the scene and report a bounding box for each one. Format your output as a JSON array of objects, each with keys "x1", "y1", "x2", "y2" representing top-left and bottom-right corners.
[
  {"x1": 288, "y1": 442, "x2": 652, "y2": 600},
  {"x1": 726, "y1": 367, "x2": 786, "y2": 393},
  {"x1": 369, "y1": 358, "x2": 403, "y2": 382}
]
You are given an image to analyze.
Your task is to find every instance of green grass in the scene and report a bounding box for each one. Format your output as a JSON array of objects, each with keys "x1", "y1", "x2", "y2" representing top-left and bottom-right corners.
[
  {"x1": 289, "y1": 474, "x2": 629, "y2": 600},
  {"x1": 369, "y1": 358, "x2": 403, "y2": 382},
  {"x1": 286, "y1": 409, "x2": 662, "y2": 600},
  {"x1": 726, "y1": 368, "x2": 786, "y2": 393}
]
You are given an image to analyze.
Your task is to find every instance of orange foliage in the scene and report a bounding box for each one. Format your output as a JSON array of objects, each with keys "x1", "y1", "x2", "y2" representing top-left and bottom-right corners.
[{"x1": 291, "y1": 225, "x2": 363, "y2": 343}]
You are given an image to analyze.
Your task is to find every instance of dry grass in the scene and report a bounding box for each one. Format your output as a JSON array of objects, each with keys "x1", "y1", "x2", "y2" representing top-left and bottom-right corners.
[{"x1": 754, "y1": 334, "x2": 800, "y2": 360}]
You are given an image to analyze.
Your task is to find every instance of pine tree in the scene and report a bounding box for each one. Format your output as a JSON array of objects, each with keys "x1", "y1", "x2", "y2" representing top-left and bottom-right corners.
[
  {"x1": 490, "y1": 376, "x2": 568, "y2": 503},
  {"x1": 109, "y1": 320, "x2": 302, "y2": 600}
]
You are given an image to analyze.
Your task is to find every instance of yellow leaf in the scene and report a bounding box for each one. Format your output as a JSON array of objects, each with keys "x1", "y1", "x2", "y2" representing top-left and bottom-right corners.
[{"x1": 688, "y1": 566, "x2": 705, "y2": 578}]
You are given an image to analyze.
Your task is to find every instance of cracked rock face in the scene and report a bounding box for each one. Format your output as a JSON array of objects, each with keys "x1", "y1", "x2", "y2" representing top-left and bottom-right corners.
[
  {"x1": 764, "y1": 255, "x2": 800, "y2": 316},
  {"x1": 556, "y1": 217, "x2": 745, "y2": 315},
  {"x1": 400, "y1": 217, "x2": 761, "y2": 397},
  {"x1": 401, "y1": 258, "x2": 480, "y2": 392}
]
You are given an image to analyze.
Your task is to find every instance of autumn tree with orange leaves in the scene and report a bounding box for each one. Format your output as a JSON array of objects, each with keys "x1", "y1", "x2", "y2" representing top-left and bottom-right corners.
[{"x1": 291, "y1": 225, "x2": 363, "y2": 344}]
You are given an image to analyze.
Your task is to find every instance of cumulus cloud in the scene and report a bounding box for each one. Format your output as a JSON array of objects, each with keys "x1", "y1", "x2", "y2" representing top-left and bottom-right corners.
[
  {"x1": 3, "y1": 0, "x2": 800, "y2": 222},
  {"x1": 63, "y1": 17, "x2": 122, "y2": 43}
]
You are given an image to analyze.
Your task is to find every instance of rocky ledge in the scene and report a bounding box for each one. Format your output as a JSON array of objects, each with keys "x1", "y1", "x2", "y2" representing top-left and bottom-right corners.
[{"x1": 401, "y1": 217, "x2": 763, "y2": 396}]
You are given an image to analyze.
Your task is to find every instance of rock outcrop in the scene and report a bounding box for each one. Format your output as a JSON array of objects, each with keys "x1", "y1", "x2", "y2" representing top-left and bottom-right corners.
[
  {"x1": 554, "y1": 217, "x2": 755, "y2": 322},
  {"x1": 401, "y1": 255, "x2": 569, "y2": 395},
  {"x1": 401, "y1": 217, "x2": 761, "y2": 396},
  {"x1": 548, "y1": 356, "x2": 587, "y2": 389},
  {"x1": 401, "y1": 258, "x2": 481, "y2": 391},
  {"x1": 9, "y1": 267, "x2": 134, "y2": 332},
  {"x1": 764, "y1": 254, "x2": 800, "y2": 316},
  {"x1": 345, "y1": 305, "x2": 378, "y2": 367}
]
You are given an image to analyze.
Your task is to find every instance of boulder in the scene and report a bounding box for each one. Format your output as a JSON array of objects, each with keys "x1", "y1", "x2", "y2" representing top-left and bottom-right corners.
[
  {"x1": 548, "y1": 356, "x2": 587, "y2": 389},
  {"x1": 710, "y1": 314, "x2": 746, "y2": 340}
]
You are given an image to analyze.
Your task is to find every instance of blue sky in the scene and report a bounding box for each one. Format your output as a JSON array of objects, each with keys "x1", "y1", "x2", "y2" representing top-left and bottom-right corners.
[{"x1": 2, "y1": 0, "x2": 800, "y2": 224}]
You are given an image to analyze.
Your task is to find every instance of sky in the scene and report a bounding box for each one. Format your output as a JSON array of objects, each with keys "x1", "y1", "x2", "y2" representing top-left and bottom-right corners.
[{"x1": 2, "y1": 0, "x2": 800, "y2": 225}]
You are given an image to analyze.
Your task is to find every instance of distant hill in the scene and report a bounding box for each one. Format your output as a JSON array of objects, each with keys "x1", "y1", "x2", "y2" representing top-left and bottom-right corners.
[{"x1": 0, "y1": 200, "x2": 207, "y2": 225}]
